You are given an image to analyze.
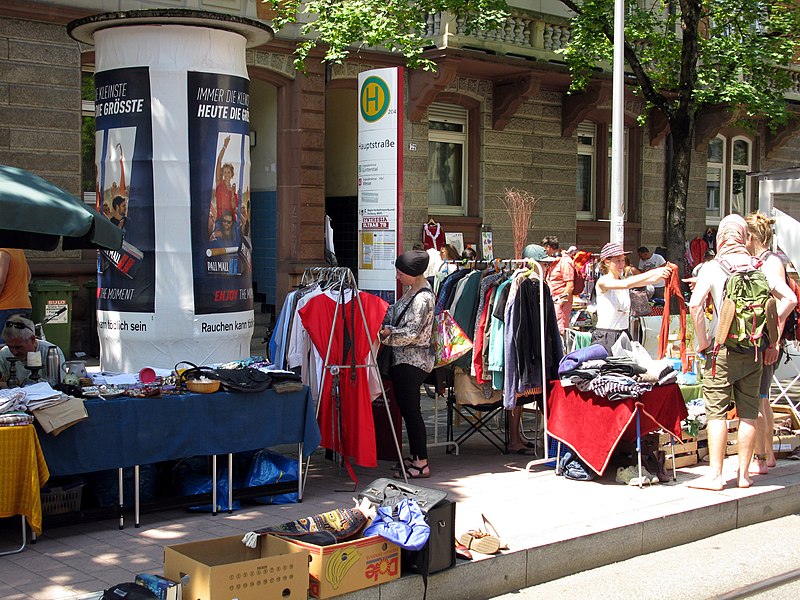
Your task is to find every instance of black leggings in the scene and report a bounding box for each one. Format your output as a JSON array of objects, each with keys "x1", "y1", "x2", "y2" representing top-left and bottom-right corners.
[{"x1": 389, "y1": 363, "x2": 430, "y2": 460}]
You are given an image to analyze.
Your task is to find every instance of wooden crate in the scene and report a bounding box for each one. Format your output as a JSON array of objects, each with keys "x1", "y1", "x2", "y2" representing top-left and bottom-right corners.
[
  {"x1": 659, "y1": 432, "x2": 698, "y2": 469},
  {"x1": 771, "y1": 405, "x2": 800, "y2": 431}
]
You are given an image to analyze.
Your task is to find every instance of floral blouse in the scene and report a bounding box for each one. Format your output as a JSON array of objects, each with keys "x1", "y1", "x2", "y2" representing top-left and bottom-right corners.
[{"x1": 383, "y1": 285, "x2": 436, "y2": 373}]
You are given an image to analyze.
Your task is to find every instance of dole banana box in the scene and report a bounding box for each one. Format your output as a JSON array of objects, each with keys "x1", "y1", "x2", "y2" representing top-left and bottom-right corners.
[
  {"x1": 269, "y1": 534, "x2": 401, "y2": 599},
  {"x1": 163, "y1": 534, "x2": 308, "y2": 600}
]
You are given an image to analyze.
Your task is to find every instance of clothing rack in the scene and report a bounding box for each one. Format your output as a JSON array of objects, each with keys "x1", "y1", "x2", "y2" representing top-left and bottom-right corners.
[
  {"x1": 298, "y1": 266, "x2": 408, "y2": 489},
  {"x1": 435, "y1": 257, "x2": 554, "y2": 464}
]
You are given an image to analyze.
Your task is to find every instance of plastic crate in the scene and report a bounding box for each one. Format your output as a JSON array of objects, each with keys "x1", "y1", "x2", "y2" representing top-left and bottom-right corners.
[{"x1": 41, "y1": 483, "x2": 84, "y2": 515}]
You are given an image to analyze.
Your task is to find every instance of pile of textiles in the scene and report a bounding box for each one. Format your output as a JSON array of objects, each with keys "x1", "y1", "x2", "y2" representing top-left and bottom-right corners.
[{"x1": 558, "y1": 341, "x2": 678, "y2": 402}]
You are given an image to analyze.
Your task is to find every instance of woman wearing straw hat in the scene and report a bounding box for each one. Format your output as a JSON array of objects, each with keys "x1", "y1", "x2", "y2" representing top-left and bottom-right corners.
[{"x1": 591, "y1": 242, "x2": 671, "y2": 352}]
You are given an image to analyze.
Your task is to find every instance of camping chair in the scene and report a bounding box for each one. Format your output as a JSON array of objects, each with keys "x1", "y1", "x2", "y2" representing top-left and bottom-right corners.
[
  {"x1": 446, "y1": 368, "x2": 508, "y2": 453},
  {"x1": 772, "y1": 344, "x2": 800, "y2": 423}
]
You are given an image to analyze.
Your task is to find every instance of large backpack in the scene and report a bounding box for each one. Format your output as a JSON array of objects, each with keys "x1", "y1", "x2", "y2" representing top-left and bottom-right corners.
[{"x1": 714, "y1": 259, "x2": 777, "y2": 354}]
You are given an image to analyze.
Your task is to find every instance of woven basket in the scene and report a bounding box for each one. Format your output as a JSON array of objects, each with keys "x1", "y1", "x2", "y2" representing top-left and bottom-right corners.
[{"x1": 186, "y1": 379, "x2": 220, "y2": 394}]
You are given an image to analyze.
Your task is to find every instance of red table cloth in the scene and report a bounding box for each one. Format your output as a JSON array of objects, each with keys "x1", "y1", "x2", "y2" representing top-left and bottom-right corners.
[{"x1": 546, "y1": 381, "x2": 688, "y2": 475}]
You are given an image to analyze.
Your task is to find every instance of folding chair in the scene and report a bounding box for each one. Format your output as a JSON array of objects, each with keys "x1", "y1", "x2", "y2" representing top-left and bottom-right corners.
[
  {"x1": 446, "y1": 368, "x2": 508, "y2": 453},
  {"x1": 772, "y1": 344, "x2": 800, "y2": 423}
]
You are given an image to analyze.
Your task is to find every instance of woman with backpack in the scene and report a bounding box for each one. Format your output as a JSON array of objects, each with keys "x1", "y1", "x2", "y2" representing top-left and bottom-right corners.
[
  {"x1": 745, "y1": 212, "x2": 795, "y2": 475},
  {"x1": 590, "y1": 242, "x2": 671, "y2": 353},
  {"x1": 687, "y1": 214, "x2": 795, "y2": 490}
]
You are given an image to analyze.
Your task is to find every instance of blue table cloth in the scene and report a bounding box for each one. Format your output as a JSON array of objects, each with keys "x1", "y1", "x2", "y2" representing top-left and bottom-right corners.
[{"x1": 37, "y1": 386, "x2": 320, "y2": 476}]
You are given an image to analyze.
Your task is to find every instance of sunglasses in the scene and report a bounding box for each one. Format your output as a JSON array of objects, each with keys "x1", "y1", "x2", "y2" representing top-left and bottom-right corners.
[{"x1": 5, "y1": 321, "x2": 33, "y2": 332}]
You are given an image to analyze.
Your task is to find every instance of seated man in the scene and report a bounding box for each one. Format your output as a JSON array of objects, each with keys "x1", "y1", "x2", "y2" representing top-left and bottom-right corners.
[{"x1": 0, "y1": 314, "x2": 65, "y2": 386}]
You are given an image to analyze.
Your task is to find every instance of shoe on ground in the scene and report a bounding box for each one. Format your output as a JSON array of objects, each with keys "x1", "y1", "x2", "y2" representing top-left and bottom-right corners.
[{"x1": 615, "y1": 465, "x2": 656, "y2": 486}]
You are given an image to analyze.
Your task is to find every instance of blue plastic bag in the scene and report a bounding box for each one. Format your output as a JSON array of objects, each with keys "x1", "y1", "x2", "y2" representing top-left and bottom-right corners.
[
  {"x1": 245, "y1": 449, "x2": 299, "y2": 504},
  {"x1": 363, "y1": 498, "x2": 430, "y2": 551},
  {"x1": 181, "y1": 471, "x2": 241, "y2": 512}
]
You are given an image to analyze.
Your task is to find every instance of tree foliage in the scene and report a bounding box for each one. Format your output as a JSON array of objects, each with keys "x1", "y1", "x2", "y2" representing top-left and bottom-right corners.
[
  {"x1": 560, "y1": 0, "x2": 799, "y2": 126},
  {"x1": 558, "y1": 0, "x2": 799, "y2": 268},
  {"x1": 262, "y1": 0, "x2": 509, "y2": 70}
]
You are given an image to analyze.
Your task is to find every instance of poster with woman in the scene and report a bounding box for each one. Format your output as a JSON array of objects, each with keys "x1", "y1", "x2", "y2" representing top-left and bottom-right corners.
[{"x1": 187, "y1": 71, "x2": 253, "y2": 315}]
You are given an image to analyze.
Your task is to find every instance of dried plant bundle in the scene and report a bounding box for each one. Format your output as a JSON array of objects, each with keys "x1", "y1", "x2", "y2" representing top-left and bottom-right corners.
[{"x1": 501, "y1": 188, "x2": 541, "y2": 259}]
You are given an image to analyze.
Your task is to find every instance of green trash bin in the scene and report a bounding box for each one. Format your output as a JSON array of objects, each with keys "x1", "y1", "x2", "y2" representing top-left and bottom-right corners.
[{"x1": 29, "y1": 280, "x2": 79, "y2": 360}]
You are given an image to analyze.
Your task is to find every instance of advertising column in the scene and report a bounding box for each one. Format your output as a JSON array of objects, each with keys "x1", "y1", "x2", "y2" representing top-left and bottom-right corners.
[
  {"x1": 77, "y1": 16, "x2": 270, "y2": 372},
  {"x1": 357, "y1": 68, "x2": 403, "y2": 303}
]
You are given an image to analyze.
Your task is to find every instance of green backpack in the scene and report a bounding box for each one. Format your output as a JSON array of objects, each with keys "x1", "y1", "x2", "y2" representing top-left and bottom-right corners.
[{"x1": 714, "y1": 260, "x2": 777, "y2": 352}]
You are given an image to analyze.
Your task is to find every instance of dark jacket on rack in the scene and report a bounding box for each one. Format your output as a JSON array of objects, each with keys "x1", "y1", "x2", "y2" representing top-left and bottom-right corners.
[
  {"x1": 436, "y1": 269, "x2": 471, "y2": 314},
  {"x1": 451, "y1": 271, "x2": 482, "y2": 369},
  {"x1": 514, "y1": 278, "x2": 563, "y2": 390}
]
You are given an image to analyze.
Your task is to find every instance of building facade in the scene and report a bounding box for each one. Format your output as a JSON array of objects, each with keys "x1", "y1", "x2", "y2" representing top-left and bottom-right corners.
[{"x1": 2, "y1": 0, "x2": 799, "y2": 355}]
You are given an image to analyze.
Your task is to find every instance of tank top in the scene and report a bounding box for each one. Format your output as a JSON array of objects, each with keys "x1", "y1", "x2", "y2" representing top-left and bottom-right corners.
[
  {"x1": 594, "y1": 279, "x2": 630, "y2": 330},
  {"x1": 0, "y1": 249, "x2": 31, "y2": 310}
]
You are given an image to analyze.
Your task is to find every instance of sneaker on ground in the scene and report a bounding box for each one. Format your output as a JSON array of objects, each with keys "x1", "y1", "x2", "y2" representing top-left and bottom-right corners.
[{"x1": 615, "y1": 465, "x2": 656, "y2": 486}]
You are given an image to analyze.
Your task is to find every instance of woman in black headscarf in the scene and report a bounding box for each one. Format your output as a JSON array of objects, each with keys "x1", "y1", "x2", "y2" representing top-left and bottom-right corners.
[{"x1": 379, "y1": 250, "x2": 436, "y2": 478}]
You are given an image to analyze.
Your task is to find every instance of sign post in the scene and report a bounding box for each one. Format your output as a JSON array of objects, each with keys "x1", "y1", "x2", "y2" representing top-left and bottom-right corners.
[{"x1": 357, "y1": 67, "x2": 403, "y2": 303}]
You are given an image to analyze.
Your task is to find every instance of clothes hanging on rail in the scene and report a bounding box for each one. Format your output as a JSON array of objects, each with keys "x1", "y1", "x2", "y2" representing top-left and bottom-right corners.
[
  {"x1": 432, "y1": 264, "x2": 562, "y2": 409},
  {"x1": 299, "y1": 289, "x2": 388, "y2": 472}
]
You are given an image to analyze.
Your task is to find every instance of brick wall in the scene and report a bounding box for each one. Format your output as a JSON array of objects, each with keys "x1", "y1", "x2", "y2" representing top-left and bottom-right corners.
[{"x1": 0, "y1": 17, "x2": 81, "y2": 192}]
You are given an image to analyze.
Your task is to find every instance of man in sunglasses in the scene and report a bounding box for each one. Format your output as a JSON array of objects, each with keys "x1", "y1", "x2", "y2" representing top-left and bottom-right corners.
[{"x1": 0, "y1": 314, "x2": 65, "y2": 387}]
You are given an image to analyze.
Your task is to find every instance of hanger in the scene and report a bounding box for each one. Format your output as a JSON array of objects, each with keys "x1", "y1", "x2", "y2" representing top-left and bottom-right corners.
[{"x1": 427, "y1": 217, "x2": 437, "y2": 226}]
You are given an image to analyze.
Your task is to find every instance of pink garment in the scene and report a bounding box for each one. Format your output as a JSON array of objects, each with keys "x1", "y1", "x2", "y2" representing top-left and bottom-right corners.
[{"x1": 547, "y1": 255, "x2": 575, "y2": 298}]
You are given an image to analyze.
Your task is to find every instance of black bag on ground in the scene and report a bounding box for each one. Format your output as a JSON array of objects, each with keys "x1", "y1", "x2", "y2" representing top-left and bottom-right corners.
[
  {"x1": 213, "y1": 367, "x2": 272, "y2": 392},
  {"x1": 360, "y1": 478, "x2": 456, "y2": 576}
]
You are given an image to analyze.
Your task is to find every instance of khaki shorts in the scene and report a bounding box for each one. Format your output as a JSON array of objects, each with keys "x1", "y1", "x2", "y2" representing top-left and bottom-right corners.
[{"x1": 703, "y1": 346, "x2": 762, "y2": 420}]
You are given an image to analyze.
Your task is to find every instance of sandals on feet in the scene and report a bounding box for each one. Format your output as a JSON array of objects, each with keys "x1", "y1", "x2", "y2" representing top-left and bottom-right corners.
[{"x1": 393, "y1": 462, "x2": 430, "y2": 480}]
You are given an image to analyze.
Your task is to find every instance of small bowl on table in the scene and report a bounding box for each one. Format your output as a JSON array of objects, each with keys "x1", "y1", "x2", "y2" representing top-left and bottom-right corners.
[{"x1": 186, "y1": 379, "x2": 221, "y2": 394}]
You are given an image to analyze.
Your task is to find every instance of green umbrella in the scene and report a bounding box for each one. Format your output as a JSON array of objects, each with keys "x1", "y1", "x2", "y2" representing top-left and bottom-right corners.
[{"x1": 0, "y1": 165, "x2": 123, "y2": 251}]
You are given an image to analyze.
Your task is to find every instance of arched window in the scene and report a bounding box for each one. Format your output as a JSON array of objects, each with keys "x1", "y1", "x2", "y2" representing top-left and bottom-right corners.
[{"x1": 730, "y1": 137, "x2": 751, "y2": 216}]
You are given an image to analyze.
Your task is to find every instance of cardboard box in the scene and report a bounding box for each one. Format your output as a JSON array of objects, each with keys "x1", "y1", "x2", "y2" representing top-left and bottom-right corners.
[
  {"x1": 163, "y1": 534, "x2": 308, "y2": 600},
  {"x1": 32, "y1": 397, "x2": 87, "y2": 435},
  {"x1": 772, "y1": 405, "x2": 800, "y2": 431},
  {"x1": 269, "y1": 534, "x2": 401, "y2": 599}
]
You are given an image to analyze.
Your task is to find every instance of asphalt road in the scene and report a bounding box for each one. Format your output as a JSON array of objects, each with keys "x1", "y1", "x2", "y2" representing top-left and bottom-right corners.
[{"x1": 493, "y1": 514, "x2": 800, "y2": 600}]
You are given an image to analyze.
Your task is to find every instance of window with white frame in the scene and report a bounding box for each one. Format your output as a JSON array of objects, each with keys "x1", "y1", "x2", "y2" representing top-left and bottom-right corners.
[
  {"x1": 428, "y1": 104, "x2": 468, "y2": 215},
  {"x1": 576, "y1": 122, "x2": 596, "y2": 219},
  {"x1": 706, "y1": 136, "x2": 724, "y2": 222},
  {"x1": 730, "y1": 137, "x2": 751, "y2": 216}
]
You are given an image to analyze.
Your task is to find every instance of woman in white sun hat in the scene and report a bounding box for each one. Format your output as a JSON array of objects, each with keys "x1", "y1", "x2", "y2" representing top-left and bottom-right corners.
[{"x1": 591, "y1": 242, "x2": 671, "y2": 352}]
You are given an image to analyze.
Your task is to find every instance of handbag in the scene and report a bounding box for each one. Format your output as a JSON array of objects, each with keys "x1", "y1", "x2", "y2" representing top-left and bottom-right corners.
[
  {"x1": 359, "y1": 477, "x2": 447, "y2": 514},
  {"x1": 432, "y1": 309, "x2": 473, "y2": 368},
  {"x1": 629, "y1": 287, "x2": 651, "y2": 318},
  {"x1": 378, "y1": 288, "x2": 432, "y2": 378},
  {"x1": 376, "y1": 345, "x2": 393, "y2": 379}
]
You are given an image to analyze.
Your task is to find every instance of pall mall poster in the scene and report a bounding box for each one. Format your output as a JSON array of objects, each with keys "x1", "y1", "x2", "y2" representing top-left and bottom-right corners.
[
  {"x1": 187, "y1": 71, "x2": 253, "y2": 315},
  {"x1": 95, "y1": 67, "x2": 156, "y2": 313}
]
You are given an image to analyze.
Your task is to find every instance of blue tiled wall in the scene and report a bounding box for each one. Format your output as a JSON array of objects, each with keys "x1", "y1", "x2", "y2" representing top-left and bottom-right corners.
[{"x1": 251, "y1": 190, "x2": 276, "y2": 305}]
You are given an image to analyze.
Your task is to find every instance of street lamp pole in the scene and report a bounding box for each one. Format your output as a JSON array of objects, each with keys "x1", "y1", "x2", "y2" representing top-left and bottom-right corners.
[{"x1": 610, "y1": 0, "x2": 625, "y2": 245}]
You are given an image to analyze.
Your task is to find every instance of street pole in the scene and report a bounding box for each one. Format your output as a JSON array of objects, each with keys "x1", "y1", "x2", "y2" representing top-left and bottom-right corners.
[{"x1": 610, "y1": 0, "x2": 625, "y2": 245}]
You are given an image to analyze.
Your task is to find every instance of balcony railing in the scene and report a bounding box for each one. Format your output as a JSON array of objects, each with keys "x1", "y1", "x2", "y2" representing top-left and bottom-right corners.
[{"x1": 424, "y1": 9, "x2": 574, "y2": 61}]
